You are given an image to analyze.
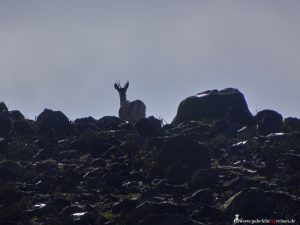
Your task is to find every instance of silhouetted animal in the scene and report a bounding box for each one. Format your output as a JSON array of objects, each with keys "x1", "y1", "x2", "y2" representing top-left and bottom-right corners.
[{"x1": 114, "y1": 81, "x2": 146, "y2": 123}]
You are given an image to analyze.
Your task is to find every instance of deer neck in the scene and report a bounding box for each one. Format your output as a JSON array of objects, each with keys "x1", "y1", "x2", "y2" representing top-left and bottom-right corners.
[{"x1": 119, "y1": 93, "x2": 128, "y2": 106}]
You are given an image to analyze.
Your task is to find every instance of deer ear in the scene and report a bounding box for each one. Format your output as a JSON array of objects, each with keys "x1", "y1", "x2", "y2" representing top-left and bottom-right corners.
[
  {"x1": 124, "y1": 81, "x2": 129, "y2": 90},
  {"x1": 114, "y1": 83, "x2": 119, "y2": 91}
]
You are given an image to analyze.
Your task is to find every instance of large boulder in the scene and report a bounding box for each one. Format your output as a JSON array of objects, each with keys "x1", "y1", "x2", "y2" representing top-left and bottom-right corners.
[
  {"x1": 158, "y1": 135, "x2": 210, "y2": 171},
  {"x1": 254, "y1": 109, "x2": 283, "y2": 135},
  {"x1": 36, "y1": 109, "x2": 72, "y2": 135},
  {"x1": 172, "y1": 88, "x2": 253, "y2": 126}
]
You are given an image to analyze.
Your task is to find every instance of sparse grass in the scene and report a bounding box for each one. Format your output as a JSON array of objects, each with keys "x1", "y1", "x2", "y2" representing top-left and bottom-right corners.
[
  {"x1": 208, "y1": 134, "x2": 228, "y2": 148},
  {"x1": 99, "y1": 211, "x2": 120, "y2": 221},
  {"x1": 108, "y1": 192, "x2": 141, "y2": 201}
]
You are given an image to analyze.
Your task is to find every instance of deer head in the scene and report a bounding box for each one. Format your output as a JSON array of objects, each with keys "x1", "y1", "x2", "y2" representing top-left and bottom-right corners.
[{"x1": 114, "y1": 81, "x2": 129, "y2": 105}]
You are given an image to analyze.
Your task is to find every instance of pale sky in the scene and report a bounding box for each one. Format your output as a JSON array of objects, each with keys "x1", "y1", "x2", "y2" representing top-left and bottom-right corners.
[{"x1": 0, "y1": 1, "x2": 299, "y2": 122}]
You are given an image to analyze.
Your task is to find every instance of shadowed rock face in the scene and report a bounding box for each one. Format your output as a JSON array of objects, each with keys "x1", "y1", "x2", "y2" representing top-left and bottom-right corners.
[{"x1": 172, "y1": 88, "x2": 253, "y2": 126}]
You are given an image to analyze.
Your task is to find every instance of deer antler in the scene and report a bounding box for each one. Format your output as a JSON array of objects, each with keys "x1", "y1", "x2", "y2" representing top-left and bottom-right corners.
[{"x1": 115, "y1": 80, "x2": 121, "y2": 88}]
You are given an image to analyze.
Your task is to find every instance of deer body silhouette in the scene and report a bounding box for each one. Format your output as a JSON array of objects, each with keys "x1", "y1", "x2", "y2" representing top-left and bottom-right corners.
[{"x1": 114, "y1": 81, "x2": 146, "y2": 124}]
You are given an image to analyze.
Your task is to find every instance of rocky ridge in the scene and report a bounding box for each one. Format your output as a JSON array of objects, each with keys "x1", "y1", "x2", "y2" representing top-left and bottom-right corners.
[{"x1": 0, "y1": 89, "x2": 299, "y2": 225}]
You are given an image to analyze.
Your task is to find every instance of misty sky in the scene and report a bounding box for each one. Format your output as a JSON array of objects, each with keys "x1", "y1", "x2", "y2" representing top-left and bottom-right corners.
[{"x1": 0, "y1": 1, "x2": 300, "y2": 122}]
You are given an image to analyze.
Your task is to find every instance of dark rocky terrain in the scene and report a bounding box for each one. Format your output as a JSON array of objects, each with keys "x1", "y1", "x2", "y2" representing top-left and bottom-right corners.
[{"x1": 0, "y1": 89, "x2": 299, "y2": 225}]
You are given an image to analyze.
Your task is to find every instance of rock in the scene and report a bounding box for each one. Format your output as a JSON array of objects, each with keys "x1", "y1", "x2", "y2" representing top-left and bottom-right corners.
[
  {"x1": 59, "y1": 205, "x2": 84, "y2": 219},
  {"x1": 129, "y1": 201, "x2": 187, "y2": 225},
  {"x1": 211, "y1": 119, "x2": 237, "y2": 138},
  {"x1": 157, "y1": 181, "x2": 188, "y2": 196},
  {"x1": 0, "y1": 137, "x2": 8, "y2": 155},
  {"x1": 122, "y1": 181, "x2": 141, "y2": 193},
  {"x1": 158, "y1": 135, "x2": 210, "y2": 171},
  {"x1": 30, "y1": 161, "x2": 59, "y2": 176},
  {"x1": 21, "y1": 206, "x2": 44, "y2": 220},
  {"x1": 0, "y1": 186, "x2": 24, "y2": 221},
  {"x1": 0, "y1": 115, "x2": 12, "y2": 136},
  {"x1": 189, "y1": 168, "x2": 219, "y2": 189},
  {"x1": 190, "y1": 205, "x2": 220, "y2": 221},
  {"x1": 131, "y1": 202, "x2": 186, "y2": 224},
  {"x1": 51, "y1": 176, "x2": 77, "y2": 192},
  {"x1": 0, "y1": 102, "x2": 8, "y2": 113},
  {"x1": 137, "y1": 214, "x2": 205, "y2": 225},
  {"x1": 255, "y1": 109, "x2": 283, "y2": 135},
  {"x1": 128, "y1": 170, "x2": 143, "y2": 181},
  {"x1": 1, "y1": 92, "x2": 300, "y2": 225},
  {"x1": 36, "y1": 109, "x2": 72, "y2": 135},
  {"x1": 73, "y1": 116, "x2": 99, "y2": 132},
  {"x1": 283, "y1": 117, "x2": 300, "y2": 133},
  {"x1": 111, "y1": 199, "x2": 137, "y2": 214},
  {"x1": 32, "y1": 147, "x2": 55, "y2": 161},
  {"x1": 74, "y1": 116, "x2": 97, "y2": 124},
  {"x1": 101, "y1": 145, "x2": 125, "y2": 159},
  {"x1": 57, "y1": 150, "x2": 81, "y2": 160},
  {"x1": 8, "y1": 110, "x2": 25, "y2": 121},
  {"x1": 83, "y1": 168, "x2": 103, "y2": 179},
  {"x1": 165, "y1": 164, "x2": 189, "y2": 184},
  {"x1": 134, "y1": 116, "x2": 162, "y2": 137},
  {"x1": 221, "y1": 187, "x2": 300, "y2": 219},
  {"x1": 165, "y1": 121, "x2": 212, "y2": 144},
  {"x1": 97, "y1": 116, "x2": 127, "y2": 130},
  {"x1": 35, "y1": 178, "x2": 54, "y2": 193},
  {"x1": 110, "y1": 162, "x2": 130, "y2": 173},
  {"x1": 282, "y1": 153, "x2": 300, "y2": 172},
  {"x1": 0, "y1": 221, "x2": 21, "y2": 225},
  {"x1": 172, "y1": 88, "x2": 253, "y2": 126},
  {"x1": 102, "y1": 172, "x2": 124, "y2": 187},
  {"x1": 69, "y1": 211, "x2": 96, "y2": 225},
  {"x1": 0, "y1": 185, "x2": 23, "y2": 204},
  {"x1": 104, "y1": 221, "x2": 116, "y2": 225},
  {"x1": 43, "y1": 197, "x2": 70, "y2": 214},
  {"x1": 70, "y1": 135, "x2": 107, "y2": 155},
  {"x1": 0, "y1": 161, "x2": 22, "y2": 181},
  {"x1": 190, "y1": 189, "x2": 214, "y2": 204},
  {"x1": 0, "y1": 110, "x2": 27, "y2": 136},
  {"x1": 12, "y1": 120, "x2": 34, "y2": 136},
  {"x1": 64, "y1": 168, "x2": 82, "y2": 182},
  {"x1": 74, "y1": 123, "x2": 99, "y2": 133},
  {"x1": 90, "y1": 158, "x2": 107, "y2": 167},
  {"x1": 83, "y1": 177, "x2": 102, "y2": 189}
]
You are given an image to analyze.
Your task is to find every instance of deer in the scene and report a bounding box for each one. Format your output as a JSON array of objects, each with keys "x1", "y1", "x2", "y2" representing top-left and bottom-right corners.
[{"x1": 114, "y1": 81, "x2": 146, "y2": 124}]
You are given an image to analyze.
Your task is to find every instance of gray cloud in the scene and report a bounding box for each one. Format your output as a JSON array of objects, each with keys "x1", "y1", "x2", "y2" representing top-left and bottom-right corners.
[{"x1": 0, "y1": 1, "x2": 299, "y2": 122}]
